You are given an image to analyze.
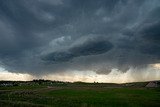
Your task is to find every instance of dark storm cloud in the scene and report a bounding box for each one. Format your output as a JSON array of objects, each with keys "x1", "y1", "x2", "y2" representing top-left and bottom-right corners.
[
  {"x1": 42, "y1": 52, "x2": 74, "y2": 63},
  {"x1": 42, "y1": 40, "x2": 113, "y2": 63},
  {"x1": 0, "y1": 0, "x2": 160, "y2": 75},
  {"x1": 69, "y1": 40, "x2": 113, "y2": 56}
]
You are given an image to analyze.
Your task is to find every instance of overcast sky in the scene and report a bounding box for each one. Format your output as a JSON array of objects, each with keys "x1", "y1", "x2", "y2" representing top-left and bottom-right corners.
[{"x1": 0, "y1": 0, "x2": 160, "y2": 82}]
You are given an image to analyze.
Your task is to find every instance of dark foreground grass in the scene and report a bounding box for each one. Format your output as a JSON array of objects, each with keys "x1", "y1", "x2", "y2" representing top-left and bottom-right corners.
[{"x1": 0, "y1": 85, "x2": 160, "y2": 107}]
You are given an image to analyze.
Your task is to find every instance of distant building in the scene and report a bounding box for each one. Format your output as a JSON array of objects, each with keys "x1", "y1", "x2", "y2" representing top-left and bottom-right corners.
[
  {"x1": 145, "y1": 81, "x2": 159, "y2": 88},
  {"x1": 0, "y1": 83, "x2": 13, "y2": 87}
]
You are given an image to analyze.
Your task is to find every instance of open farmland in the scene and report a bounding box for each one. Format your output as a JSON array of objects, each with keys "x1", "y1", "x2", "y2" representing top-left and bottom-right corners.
[{"x1": 0, "y1": 81, "x2": 160, "y2": 107}]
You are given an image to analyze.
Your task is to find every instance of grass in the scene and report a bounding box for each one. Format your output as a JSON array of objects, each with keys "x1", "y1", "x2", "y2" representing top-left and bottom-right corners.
[{"x1": 0, "y1": 84, "x2": 160, "y2": 107}]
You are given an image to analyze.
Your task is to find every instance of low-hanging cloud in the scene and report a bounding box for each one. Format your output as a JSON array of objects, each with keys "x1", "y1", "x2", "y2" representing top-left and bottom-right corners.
[
  {"x1": 42, "y1": 39, "x2": 113, "y2": 63},
  {"x1": 0, "y1": 0, "x2": 160, "y2": 77}
]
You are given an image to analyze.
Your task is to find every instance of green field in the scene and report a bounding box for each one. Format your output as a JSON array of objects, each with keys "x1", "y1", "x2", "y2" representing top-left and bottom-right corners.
[{"x1": 0, "y1": 83, "x2": 160, "y2": 107}]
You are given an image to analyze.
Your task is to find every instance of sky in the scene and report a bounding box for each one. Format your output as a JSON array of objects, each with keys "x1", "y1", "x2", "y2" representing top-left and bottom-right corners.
[{"x1": 0, "y1": 0, "x2": 160, "y2": 83}]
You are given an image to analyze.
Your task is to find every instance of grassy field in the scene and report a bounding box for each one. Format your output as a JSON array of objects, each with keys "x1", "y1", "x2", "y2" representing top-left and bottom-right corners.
[{"x1": 0, "y1": 83, "x2": 160, "y2": 107}]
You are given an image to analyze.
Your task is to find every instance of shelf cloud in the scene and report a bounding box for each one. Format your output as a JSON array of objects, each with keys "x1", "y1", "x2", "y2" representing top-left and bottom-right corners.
[{"x1": 0, "y1": 0, "x2": 160, "y2": 81}]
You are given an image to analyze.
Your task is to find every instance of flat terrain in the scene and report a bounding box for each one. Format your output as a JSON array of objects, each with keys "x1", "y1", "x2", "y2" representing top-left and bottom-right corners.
[{"x1": 0, "y1": 82, "x2": 160, "y2": 107}]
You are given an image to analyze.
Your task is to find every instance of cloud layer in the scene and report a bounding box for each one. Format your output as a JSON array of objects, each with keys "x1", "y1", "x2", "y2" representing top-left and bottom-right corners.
[{"x1": 0, "y1": 0, "x2": 160, "y2": 76}]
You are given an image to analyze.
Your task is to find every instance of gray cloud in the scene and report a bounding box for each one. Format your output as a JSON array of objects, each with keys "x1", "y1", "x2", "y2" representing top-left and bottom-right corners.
[
  {"x1": 0, "y1": 0, "x2": 160, "y2": 75},
  {"x1": 42, "y1": 39, "x2": 113, "y2": 63},
  {"x1": 69, "y1": 40, "x2": 113, "y2": 56}
]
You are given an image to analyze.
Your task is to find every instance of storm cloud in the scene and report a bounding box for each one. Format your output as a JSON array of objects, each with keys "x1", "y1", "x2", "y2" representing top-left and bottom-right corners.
[
  {"x1": 42, "y1": 39, "x2": 113, "y2": 63},
  {"x1": 0, "y1": 0, "x2": 160, "y2": 76}
]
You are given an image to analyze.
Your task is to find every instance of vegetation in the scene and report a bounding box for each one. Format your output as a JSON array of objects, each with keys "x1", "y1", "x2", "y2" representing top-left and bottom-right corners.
[{"x1": 0, "y1": 80, "x2": 160, "y2": 107}]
